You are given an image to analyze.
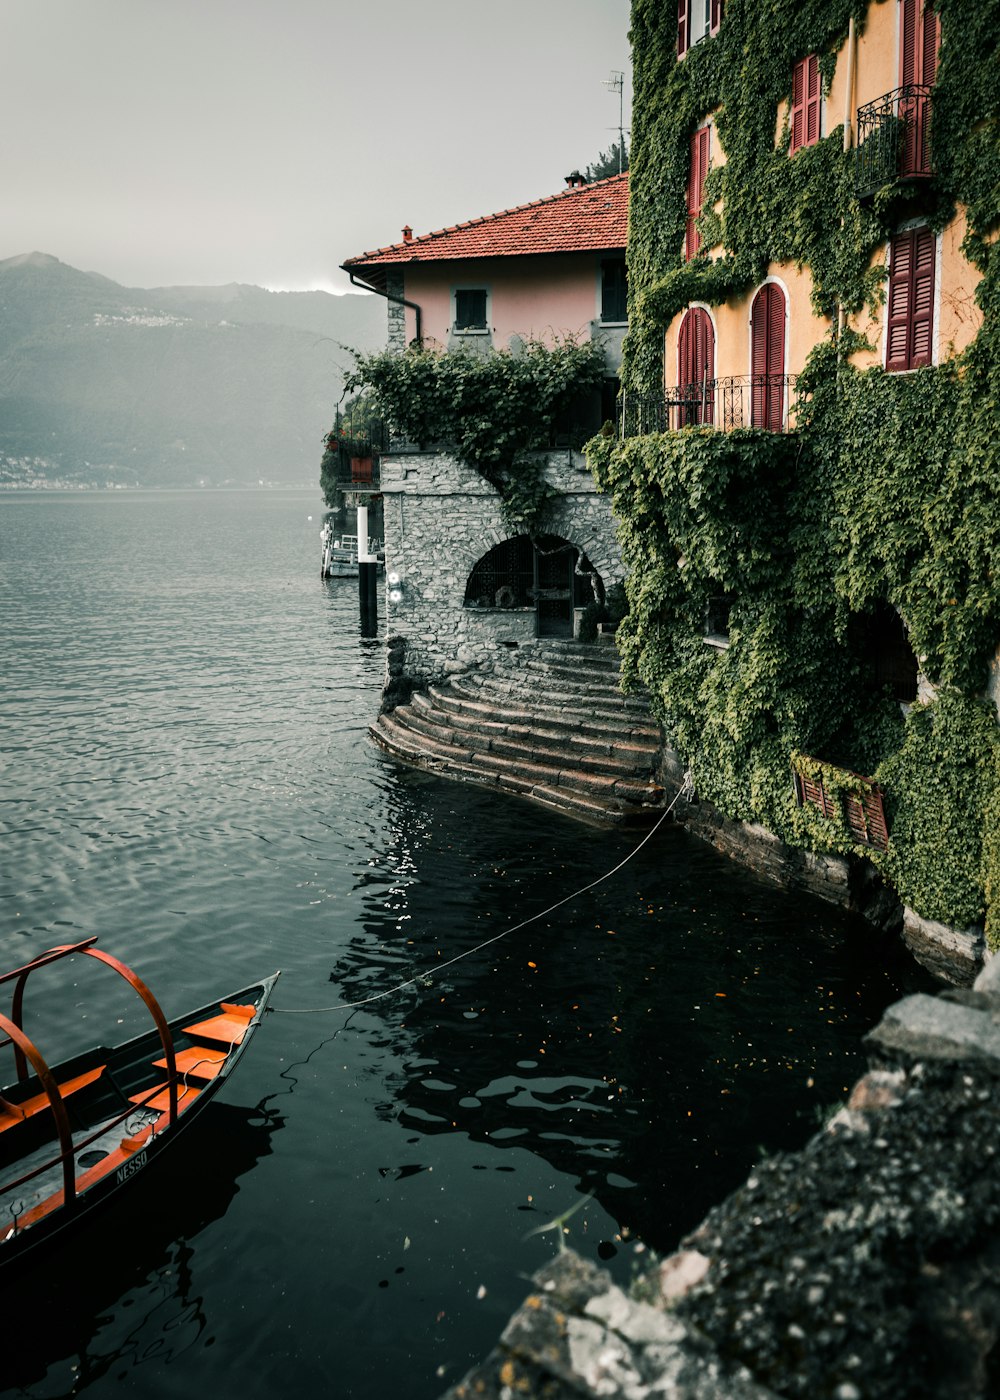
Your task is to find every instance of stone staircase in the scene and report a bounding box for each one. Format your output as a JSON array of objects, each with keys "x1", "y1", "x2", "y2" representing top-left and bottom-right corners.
[{"x1": 370, "y1": 639, "x2": 666, "y2": 825}]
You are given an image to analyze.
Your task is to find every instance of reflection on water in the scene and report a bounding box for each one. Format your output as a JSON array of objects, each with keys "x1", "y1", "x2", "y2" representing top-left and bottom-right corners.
[
  {"x1": 330, "y1": 775, "x2": 928, "y2": 1252},
  {"x1": 0, "y1": 491, "x2": 933, "y2": 1399},
  {"x1": 0, "y1": 1103, "x2": 280, "y2": 1395}
]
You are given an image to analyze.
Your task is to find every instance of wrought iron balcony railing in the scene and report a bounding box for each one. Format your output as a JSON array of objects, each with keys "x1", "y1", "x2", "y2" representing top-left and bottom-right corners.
[
  {"x1": 855, "y1": 85, "x2": 933, "y2": 198},
  {"x1": 620, "y1": 375, "x2": 800, "y2": 438}
]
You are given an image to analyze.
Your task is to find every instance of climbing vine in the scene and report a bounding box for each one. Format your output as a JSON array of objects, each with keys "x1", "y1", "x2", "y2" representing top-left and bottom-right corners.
[
  {"x1": 344, "y1": 339, "x2": 605, "y2": 535},
  {"x1": 589, "y1": 0, "x2": 1000, "y2": 937}
]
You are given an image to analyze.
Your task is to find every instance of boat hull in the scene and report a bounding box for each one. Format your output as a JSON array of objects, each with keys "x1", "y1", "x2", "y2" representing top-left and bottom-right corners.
[{"x1": 1, "y1": 971, "x2": 279, "y2": 1269}]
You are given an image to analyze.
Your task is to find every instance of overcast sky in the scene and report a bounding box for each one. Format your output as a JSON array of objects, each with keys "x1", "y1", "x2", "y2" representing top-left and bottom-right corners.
[{"x1": 2, "y1": 0, "x2": 632, "y2": 293}]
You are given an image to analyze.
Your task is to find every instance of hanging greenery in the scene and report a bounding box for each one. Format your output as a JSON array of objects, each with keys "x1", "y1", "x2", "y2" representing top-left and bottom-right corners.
[
  {"x1": 344, "y1": 339, "x2": 606, "y2": 535},
  {"x1": 589, "y1": 0, "x2": 1000, "y2": 940}
]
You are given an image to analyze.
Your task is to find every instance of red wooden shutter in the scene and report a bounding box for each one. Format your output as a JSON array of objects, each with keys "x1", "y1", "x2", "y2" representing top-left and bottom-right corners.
[
  {"x1": 805, "y1": 55, "x2": 821, "y2": 145},
  {"x1": 791, "y1": 55, "x2": 820, "y2": 153},
  {"x1": 751, "y1": 284, "x2": 786, "y2": 429},
  {"x1": 901, "y1": 0, "x2": 918, "y2": 85},
  {"x1": 677, "y1": 308, "x2": 715, "y2": 426},
  {"x1": 677, "y1": 0, "x2": 689, "y2": 57},
  {"x1": 921, "y1": 2, "x2": 940, "y2": 85},
  {"x1": 886, "y1": 233, "x2": 913, "y2": 369},
  {"x1": 887, "y1": 228, "x2": 935, "y2": 370},
  {"x1": 900, "y1": 0, "x2": 939, "y2": 85},
  {"x1": 910, "y1": 228, "x2": 935, "y2": 366},
  {"x1": 685, "y1": 126, "x2": 710, "y2": 261},
  {"x1": 790, "y1": 59, "x2": 805, "y2": 152},
  {"x1": 710, "y1": 0, "x2": 723, "y2": 35},
  {"x1": 900, "y1": 0, "x2": 938, "y2": 175}
]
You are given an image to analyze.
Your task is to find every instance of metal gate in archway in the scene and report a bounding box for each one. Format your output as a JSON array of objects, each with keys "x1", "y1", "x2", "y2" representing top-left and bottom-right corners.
[{"x1": 463, "y1": 534, "x2": 601, "y2": 638}]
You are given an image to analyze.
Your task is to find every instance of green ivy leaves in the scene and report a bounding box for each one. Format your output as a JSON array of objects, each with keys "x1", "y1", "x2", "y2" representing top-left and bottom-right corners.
[{"x1": 345, "y1": 338, "x2": 606, "y2": 534}]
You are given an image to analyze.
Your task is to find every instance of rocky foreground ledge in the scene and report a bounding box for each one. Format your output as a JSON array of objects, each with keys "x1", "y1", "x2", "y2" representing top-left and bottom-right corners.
[{"x1": 442, "y1": 960, "x2": 1000, "y2": 1400}]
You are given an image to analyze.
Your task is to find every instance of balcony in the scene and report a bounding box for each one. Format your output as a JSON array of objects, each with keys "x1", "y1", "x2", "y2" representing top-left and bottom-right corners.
[
  {"x1": 322, "y1": 419, "x2": 390, "y2": 494},
  {"x1": 855, "y1": 85, "x2": 934, "y2": 198},
  {"x1": 620, "y1": 376, "x2": 800, "y2": 438}
]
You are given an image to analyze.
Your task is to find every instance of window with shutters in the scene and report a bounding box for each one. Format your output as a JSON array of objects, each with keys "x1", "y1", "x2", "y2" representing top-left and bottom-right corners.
[
  {"x1": 886, "y1": 227, "x2": 935, "y2": 371},
  {"x1": 454, "y1": 289, "x2": 488, "y2": 331},
  {"x1": 601, "y1": 259, "x2": 628, "y2": 323},
  {"x1": 899, "y1": 0, "x2": 939, "y2": 178},
  {"x1": 677, "y1": 307, "x2": 715, "y2": 426},
  {"x1": 789, "y1": 54, "x2": 821, "y2": 154},
  {"x1": 899, "y1": 0, "x2": 939, "y2": 88},
  {"x1": 677, "y1": 0, "x2": 722, "y2": 58},
  {"x1": 686, "y1": 126, "x2": 711, "y2": 261},
  {"x1": 750, "y1": 283, "x2": 786, "y2": 429}
]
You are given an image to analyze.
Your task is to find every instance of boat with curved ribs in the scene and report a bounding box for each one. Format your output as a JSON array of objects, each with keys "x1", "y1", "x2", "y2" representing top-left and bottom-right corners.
[{"x1": 0, "y1": 937, "x2": 278, "y2": 1267}]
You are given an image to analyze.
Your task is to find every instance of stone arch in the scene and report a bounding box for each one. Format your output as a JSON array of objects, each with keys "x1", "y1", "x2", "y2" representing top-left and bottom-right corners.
[{"x1": 463, "y1": 533, "x2": 606, "y2": 638}]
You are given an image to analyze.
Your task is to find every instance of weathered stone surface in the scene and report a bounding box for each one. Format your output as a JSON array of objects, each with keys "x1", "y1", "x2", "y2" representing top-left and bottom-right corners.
[
  {"x1": 866, "y1": 991, "x2": 1000, "y2": 1068},
  {"x1": 974, "y1": 951, "x2": 1000, "y2": 995},
  {"x1": 380, "y1": 449, "x2": 623, "y2": 687},
  {"x1": 441, "y1": 986, "x2": 1000, "y2": 1400},
  {"x1": 901, "y1": 907, "x2": 984, "y2": 988},
  {"x1": 442, "y1": 1252, "x2": 778, "y2": 1400}
]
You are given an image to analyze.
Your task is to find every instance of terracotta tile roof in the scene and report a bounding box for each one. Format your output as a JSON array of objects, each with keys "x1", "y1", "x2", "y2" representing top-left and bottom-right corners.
[{"x1": 341, "y1": 174, "x2": 628, "y2": 281}]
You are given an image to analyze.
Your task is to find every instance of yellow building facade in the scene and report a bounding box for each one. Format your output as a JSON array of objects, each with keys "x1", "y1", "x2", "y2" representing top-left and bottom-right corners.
[{"x1": 661, "y1": 0, "x2": 983, "y2": 427}]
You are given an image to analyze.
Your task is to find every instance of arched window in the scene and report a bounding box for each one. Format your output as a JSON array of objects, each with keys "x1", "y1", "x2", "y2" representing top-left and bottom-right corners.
[
  {"x1": 750, "y1": 283, "x2": 786, "y2": 430},
  {"x1": 677, "y1": 307, "x2": 715, "y2": 427}
]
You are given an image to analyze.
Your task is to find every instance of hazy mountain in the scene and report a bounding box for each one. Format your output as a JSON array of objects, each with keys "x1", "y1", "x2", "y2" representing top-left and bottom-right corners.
[{"x1": 0, "y1": 252, "x2": 386, "y2": 487}]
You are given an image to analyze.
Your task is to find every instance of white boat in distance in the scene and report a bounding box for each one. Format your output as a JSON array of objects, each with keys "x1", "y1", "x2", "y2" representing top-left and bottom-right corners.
[{"x1": 320, "y1": 527, "x2": 385, "y2": 580}]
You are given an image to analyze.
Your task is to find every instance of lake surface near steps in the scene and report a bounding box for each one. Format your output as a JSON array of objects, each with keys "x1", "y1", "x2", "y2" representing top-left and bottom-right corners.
[{"x1": 0, "y1": 489, "x2": 931, "y2": 1399}]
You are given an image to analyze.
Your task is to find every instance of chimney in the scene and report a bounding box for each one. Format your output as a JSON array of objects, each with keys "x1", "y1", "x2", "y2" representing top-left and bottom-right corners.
[
  {"x1": 564, "y1": 171, "x2": 588, "y2": 188},
  {"x1": 402, "y1": 225, "x2": 413, "y2": 243}
]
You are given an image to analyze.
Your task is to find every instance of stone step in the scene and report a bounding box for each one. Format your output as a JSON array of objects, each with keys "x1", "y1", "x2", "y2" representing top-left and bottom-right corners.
[
  {"x1": 373, "y1": 710, "x2": 663, "y2": 813},
  {"x1": 430, "y1": 681, "x2": 652, "y2": 743},
  {"x1": 529, "y1": 782, "x2": 661, "y2": 827},
  {"x1": 444, "y1": 676, "x2": 661, "y2": 742},
  {"x1": 383, "y1": 708, "x2": 617, "y2": 799},
  {"x1": 372, "y1": 640, "x2": 665, "y2": 827},
  {"x1": 515, "y1": 650, "x2": 626, "y2": 681},
  {"x1": 412, "y1": 691, "x2": 660, "y2": 773},
  {"x1": 459, "y1": 666, "x2": 654, "y2": 713}
]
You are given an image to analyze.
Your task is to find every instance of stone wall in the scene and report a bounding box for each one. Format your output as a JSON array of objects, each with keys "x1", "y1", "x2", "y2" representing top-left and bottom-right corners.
[
  {"x1": 659, "y1": 744, "x2": 985, "y2": 985},
  {"x1": 379, "y1": 448, "x2": 623, "y2": 687}
]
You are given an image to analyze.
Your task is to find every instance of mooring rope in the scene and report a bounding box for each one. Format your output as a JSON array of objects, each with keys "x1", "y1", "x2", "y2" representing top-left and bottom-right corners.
[{"x1": 268, "y1": 773, "x2": 693, "y2": 1016}]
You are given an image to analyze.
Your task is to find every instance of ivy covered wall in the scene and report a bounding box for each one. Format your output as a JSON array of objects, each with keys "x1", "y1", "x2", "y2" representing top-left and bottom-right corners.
[{"x1": 589, "y1": 0, "x2": 1000, "y2": 948}]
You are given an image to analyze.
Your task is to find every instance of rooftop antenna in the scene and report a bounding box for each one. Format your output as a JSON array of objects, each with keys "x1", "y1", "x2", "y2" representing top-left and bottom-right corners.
[{"x1": 602, "y1": 70, "x2": 626, "y2": 172}]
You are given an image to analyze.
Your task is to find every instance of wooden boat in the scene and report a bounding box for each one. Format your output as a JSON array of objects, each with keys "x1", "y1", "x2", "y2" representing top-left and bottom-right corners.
[{"x1": 0, "y1": 937, "x2": 278, "y2": 1268}]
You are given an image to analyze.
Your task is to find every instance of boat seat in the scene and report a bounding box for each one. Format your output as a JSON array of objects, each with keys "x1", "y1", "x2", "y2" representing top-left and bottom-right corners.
[
  {"x1": 0, "y1": 1065, "x2": 106, "y2": 1134},
  {"x1": 152, "y1": 1044, "x2": 227, "y2": 1080},
  {"x1": 182, "y1": 1001, "x2": 255, "y2": 1047},
  {"x1": 128, "y1": 1081, "x2": 203, "y2": 1114}
]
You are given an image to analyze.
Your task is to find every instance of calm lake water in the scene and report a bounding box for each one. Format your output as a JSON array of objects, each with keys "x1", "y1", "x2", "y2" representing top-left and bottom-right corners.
[{"x1": 0, "y1": 489, "x2": 930, "y2": 1399}]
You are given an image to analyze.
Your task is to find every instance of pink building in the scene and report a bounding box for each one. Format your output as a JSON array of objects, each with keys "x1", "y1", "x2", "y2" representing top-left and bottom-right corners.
[{"x1": 341, "y1": 173, "x2": 629, "y2": 422}]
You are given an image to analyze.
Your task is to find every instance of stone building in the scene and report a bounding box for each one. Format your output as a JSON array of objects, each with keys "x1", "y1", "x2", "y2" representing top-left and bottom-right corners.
[
  {"x1": 339, "y1": 172, "x2": 632, "y2": 687},
  {"x1": 379, "y1": 447, "x2": 623, "y2": 687}
]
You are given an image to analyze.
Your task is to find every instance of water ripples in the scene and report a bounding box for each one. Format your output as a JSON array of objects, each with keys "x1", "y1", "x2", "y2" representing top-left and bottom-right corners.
[{"x1": 0, "y1": 489, "x2": 933, "y2": 1400}]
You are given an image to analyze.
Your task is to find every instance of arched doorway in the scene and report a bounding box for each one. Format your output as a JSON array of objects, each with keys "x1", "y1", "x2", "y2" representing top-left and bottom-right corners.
[
  {"x1": 677, "y1": 306, "x2": 715, "y2": 426},
  {"x1": 750, "y1": 283, "x2": 786, "y2": 430},
  {"x1": 464, "y1": 535, "x2": 603, "y2": 639}
]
